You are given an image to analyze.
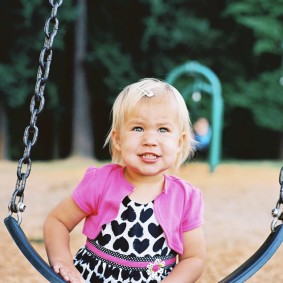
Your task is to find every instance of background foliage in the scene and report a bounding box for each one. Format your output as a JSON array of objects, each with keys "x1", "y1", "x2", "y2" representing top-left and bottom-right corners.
[{"x1": 0, "y1": 0, "x2": 282, "y2": 161}]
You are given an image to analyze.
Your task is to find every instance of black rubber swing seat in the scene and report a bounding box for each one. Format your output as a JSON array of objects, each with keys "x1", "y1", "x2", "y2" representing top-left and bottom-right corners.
[
  {"x1": 4, "y1": 215, "x2": 66, "y2": 283},
  {"x1": 219, "y1": 223, "x2": 283, "y2": 283},
  {"x1": 4, "y1": 215, "x2": 283, "y2": 283}
]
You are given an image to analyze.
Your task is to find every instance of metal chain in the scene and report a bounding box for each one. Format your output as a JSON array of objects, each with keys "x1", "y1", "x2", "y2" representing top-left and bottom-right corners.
[
  {"x1": 8, "y1": 0, "x2": 63, "y2": 225},
  {"x1": 271, "y1": 167, "x2": 283, "y2": 232}
]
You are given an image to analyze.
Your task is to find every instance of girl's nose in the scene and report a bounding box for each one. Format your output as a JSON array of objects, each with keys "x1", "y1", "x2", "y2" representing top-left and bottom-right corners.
[{"x1": 142, "y1": 131, "x2": 157, "y2": 146}]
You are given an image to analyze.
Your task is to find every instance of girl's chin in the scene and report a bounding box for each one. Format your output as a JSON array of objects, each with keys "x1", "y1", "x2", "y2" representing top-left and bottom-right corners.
[{"x1": 127, "y1": 166, "x2": 169, "y2": 176}]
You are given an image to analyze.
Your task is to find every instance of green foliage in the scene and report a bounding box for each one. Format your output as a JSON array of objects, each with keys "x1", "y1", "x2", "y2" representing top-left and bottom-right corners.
[
  {"x1": 20, "y1": 0, "x2": 42, "y2": 27},
  {"x1": 0, "y1": 0, "x2": 76, "y2": 107},
  {"x1": 225, "y1": 0, "x2": 283, "y2": 56},
  {"x1": 0, "y1": 55, "x2": 34, "y2": 108},
  {"x1": 18, "y1": 0, "x2": 77, "y2": 50},
  {"x1": 141, "y1": 1, "x2": 221, "y2": 52},
  {"x1": 2, "y1": 0, "x2": 283, "y2": 159},
  {"x1": 223, "y1": 0, "x2": 283, "y2": 135},
  {"x1": 88, "y1": 41, "x2": 138, "y2": 98},
  {"x1": 228, "y1": 69, "x2": 283, "y2": 131},
  {"x1": 86, "y1": 0, "x2": 223, "y2": 99}
]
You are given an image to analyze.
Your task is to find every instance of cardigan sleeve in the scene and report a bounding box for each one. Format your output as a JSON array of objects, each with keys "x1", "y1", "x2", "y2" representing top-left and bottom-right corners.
[
  {"x1": 181, "y1": 187, "x2": 204, "y2": 232},
  {"x1": 72, "y1": 166, "x2": 99, "y2": 215}
]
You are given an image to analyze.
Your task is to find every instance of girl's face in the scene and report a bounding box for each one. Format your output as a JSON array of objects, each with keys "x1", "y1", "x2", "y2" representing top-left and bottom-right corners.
[{"x1": 112, "y1": 96, "x2": 185, "y2": 178}]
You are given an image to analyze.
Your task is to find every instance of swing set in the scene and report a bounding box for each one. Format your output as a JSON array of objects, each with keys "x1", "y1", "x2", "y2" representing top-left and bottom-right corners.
[
  {"x1": 166, "y1": 61, "x2": 223, "y2": 172},
  {"x1": 4, "y1": 1, "x2": 283, "y2": 282}
]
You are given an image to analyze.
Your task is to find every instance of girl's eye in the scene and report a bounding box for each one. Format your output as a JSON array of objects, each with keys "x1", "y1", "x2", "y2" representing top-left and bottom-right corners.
[
  {"x1": 133, "y1": 127, "x2": 143, "y2": 132},
  {"x1": 158, "y1": 127, "x2": 169, "y2": 133}
]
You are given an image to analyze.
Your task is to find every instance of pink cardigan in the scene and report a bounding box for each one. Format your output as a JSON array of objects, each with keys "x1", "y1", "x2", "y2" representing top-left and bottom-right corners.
[{"x1": 72, "y1": 164, "x2": 204, "y2": 255}]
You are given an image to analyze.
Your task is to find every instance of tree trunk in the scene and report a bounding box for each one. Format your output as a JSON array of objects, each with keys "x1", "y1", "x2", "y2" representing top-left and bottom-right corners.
[
  {"x1": 0, "y1": 102, "x2": 9, "y2": 160},
  {"x1": 52, "y1": 109, "x2": 60, "y2": 159},
  {"x1": 71, "y1": 0, "x2": 94, "y2": 157},
  {"x1": 279, "y1": 132, "x2": 283, "y2": 160}
]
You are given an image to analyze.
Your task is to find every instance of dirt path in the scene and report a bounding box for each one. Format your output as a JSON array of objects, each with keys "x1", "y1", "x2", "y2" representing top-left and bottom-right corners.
[{"x1": 1, "y1": 158, "x2": 282, "y2": 282}]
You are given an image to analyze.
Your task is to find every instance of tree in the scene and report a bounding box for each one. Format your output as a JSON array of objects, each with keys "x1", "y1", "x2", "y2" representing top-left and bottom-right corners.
[
  {"x1": 224, "y1": 0, "x2": 283, "y2": 157},
  {"x1": 0, "y1": 2, "x2": 30, "y2": 159},
  {"x1": 79, "y1": 0, "x2": 227, "y2": 159},
  {"x1": 0, "y1": 103, "x2": 8, "y2": 159},
  {"x1": 71, "y1": 0, "x2": 94, "y2": 157},
  {"x1": 0, "y1": 0, "x2": 76, "y2": 159},
  {"x1": 2, "y1": 0, "x2": 282, "y2": 160},
  {"x1": 225, "y1": 1, "x2": 283, "y2": 56}
]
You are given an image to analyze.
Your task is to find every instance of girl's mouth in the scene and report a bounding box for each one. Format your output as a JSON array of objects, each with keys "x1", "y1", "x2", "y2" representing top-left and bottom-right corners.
[{"x1": 140, "y1": 153, "x2": 159, "y2": 160}]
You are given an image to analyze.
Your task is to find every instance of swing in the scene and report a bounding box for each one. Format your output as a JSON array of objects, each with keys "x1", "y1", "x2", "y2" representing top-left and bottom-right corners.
[
  {"x1": 4, "y1": 1, "x2": 65, "y2": 282},
  {"x1": 4, "y1": 1, "x2": 283, "y2": 282}
]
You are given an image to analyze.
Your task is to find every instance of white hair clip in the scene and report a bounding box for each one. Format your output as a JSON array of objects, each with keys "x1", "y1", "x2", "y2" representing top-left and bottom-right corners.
[{"x1": 138, "y1": 86, "x2": 154, "y2": 97}]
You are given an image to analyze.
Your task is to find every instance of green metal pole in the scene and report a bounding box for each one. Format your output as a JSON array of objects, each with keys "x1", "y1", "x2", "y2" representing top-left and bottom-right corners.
[{"x1": 166, "y1": 61, "x2": 223, "y2": 172}]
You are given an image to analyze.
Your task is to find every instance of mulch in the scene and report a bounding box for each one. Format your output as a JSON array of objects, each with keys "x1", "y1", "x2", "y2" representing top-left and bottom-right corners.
[{"x1": 1, "y1": 158, "x2": 282, "y2": 282}]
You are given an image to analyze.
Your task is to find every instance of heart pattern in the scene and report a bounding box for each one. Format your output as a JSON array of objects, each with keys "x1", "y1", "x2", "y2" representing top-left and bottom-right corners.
[
  {"x1": 96, "y1": 232, "x2": 111, "y2": 246},
  {"x1": 128, "y1": 222, "x2": 143, "y2": 238},
  {"x1": 133, "y1": 238, "x2": 150, "y2": 254},
  {"x1": 121, "y1": 205, "x2": 137, "y2": 222},
  {"x1": 113, "y1": 237, "x2": 129, "y2": 252},
  {"x1": 94, "y1": 197, "x2": 170, "y2": 256},
  {"x1": 153, "y1": 237, "x2": 166, "y2": 252},
  {"x1": 148, "y1": 223, "x2": 163, "y2": 238},
  {"x1": 140, "y1": 208, "x2": 153, "y2": 223},
  {"x1": 111, "y1": 220, "x2": 126, "y2": 236},
  {"x1": 74, "y1": 196, "x2": 177, "y2": 282}
]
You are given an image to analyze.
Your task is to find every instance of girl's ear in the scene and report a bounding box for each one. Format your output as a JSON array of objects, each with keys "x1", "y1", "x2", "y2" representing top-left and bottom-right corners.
[
  {"x1": 178, "y1": 132, "x2": 186, "y2": 152},
  {"x1": 112, "y1": 130, "x2": 121, "y2": 151}
]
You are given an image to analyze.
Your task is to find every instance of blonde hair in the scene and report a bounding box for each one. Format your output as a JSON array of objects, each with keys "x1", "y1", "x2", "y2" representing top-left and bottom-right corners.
[{"x1": 105, "y1": 78, "x2": 195, "y2": 169}]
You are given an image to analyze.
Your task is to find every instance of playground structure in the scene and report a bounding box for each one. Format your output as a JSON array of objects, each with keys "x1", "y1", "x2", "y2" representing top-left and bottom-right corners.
[{"x1": 166, "y1": 61, "x2": 223, "y2": 172}]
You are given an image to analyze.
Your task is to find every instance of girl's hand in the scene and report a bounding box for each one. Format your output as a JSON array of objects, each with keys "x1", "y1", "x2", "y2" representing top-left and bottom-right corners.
[
  {"x1": 44, "y1": 197, "x2": 88, "y2": 282},
  {"x1": 52, "y1": 260, "x2": 85, "y2": 283}
]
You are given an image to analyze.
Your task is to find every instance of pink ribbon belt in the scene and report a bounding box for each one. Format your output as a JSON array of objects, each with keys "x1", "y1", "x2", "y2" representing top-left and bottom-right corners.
[{"x1": 86, "y1": 240, "x2": 176, "y2": 269}]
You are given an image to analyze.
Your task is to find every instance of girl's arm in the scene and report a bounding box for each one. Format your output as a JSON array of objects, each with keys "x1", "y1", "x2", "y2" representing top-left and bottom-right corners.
[
  {"x1": 43, "y1": 196, "x2": 88, "y2": 283},
  {"x1": 162, "y1": 226, "x2": 206, "y2": 283}
]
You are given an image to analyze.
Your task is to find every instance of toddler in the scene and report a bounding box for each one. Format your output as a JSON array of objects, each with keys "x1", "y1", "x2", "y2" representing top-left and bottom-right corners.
[{"x1": 44, "y1": 78, "x2": 206, "y2": 283}]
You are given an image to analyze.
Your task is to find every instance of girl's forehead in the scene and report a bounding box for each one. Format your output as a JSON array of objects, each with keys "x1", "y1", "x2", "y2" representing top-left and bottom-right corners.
[
  {"x1": 135, "y1": 94, "x2": 176, "y2": 108},
  {"x1": 124, "y1": 96, "x2": 180, "y2": 122}
]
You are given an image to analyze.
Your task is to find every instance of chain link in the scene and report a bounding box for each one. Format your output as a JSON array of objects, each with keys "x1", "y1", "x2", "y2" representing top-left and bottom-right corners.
[
  {"x1": 8, "y1": 0, "x2": 63, "y2": 224},
  {"x1": 271, "y1": 167, "x2": 283, "y2": 231}
]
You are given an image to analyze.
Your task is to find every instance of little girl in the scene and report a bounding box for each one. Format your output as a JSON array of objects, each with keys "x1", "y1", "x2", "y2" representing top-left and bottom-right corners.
[{"x1": 44, "y1": 78, "x2": 206, "y2": 283}]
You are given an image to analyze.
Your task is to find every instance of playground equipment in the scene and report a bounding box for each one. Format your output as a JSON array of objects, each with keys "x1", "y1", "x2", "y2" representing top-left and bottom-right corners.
[
  {"x1": 166, "y1": 61, "x2": 223, "y2": 172},
  {"x1": 4, "y1": 1, "x2": 283, "y2": 282}
]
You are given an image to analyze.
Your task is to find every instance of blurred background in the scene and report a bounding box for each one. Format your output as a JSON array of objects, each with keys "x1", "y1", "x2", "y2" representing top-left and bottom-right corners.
[{"x1": 0, "y1": 0, "x2": 283, "y2": 163}]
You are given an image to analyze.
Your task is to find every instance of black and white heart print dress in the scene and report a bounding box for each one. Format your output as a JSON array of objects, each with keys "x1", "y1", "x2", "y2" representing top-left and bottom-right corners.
[{"x1": 74, "y1": 196, "x2": 177, "y2": 283}]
